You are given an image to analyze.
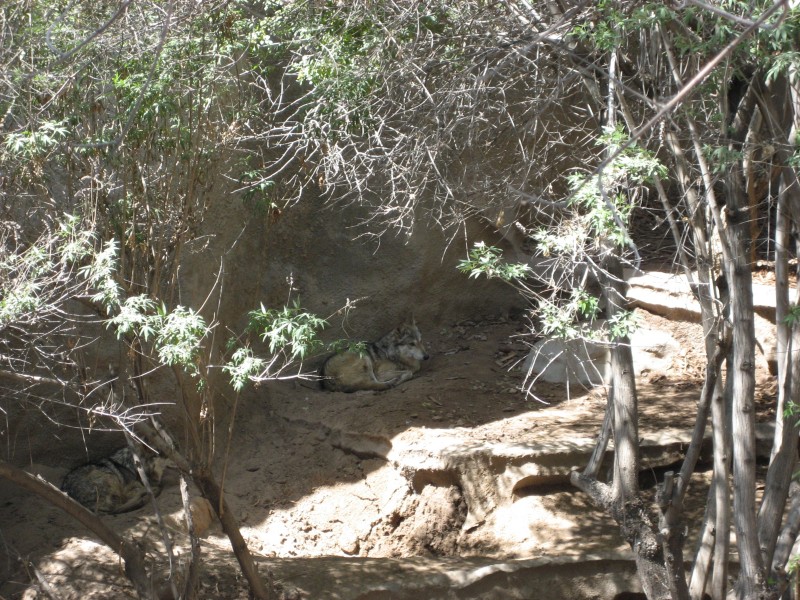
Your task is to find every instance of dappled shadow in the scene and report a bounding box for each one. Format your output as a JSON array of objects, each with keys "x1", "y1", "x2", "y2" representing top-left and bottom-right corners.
[
  {"x1": 0, "y1": 477, "x2": 175, "y2": 599},
  {"x1": 255, "y1": 554, "x2": 643, "y2": 599},
  {"x1": 0, "y1": 309, "x2": 768, "y2": 598}
]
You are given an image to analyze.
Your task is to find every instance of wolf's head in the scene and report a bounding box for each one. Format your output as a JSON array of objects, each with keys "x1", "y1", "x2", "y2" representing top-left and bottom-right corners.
[
  {"x1": 381, "y1": 321, "x2": 430, "y2": 368},
  {"x1": 110, "y1": 446, "x2": 172, "y2": 484},
  {"x1": 147, "y1": 455, "x2": 171, "y2": 484}
]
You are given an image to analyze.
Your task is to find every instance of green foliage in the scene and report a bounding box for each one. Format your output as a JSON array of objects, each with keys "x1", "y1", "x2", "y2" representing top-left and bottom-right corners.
[
  {"x1": 0, "y1": 215, "x2": 107, "y2": 326},
  {"x1": 535, "y1": 127, "x2": 664, "y2": 258},
  {"x1": 110, "y1": 295, "x2": 159, "y2": 341},
  {"x1": 607, "y1": 309, "x2": 639, "y2": 341},
  {"x1": 703, "y1": 145, "x2": 745, "y2": 175},
  {"x1": 598, "y1": 126, "x2": 668, "y2": 182},
  {"x1": 58, "y1": 214, "x2": 96, "y2": 264},
  {"x1": 155, "y1": 306, "x2": 209, "y2": 374},
  {"x1": 458, "y1": 242, "x2": 530, "y2": 281},
  {"x1": 79, "y1": 240, "x2": 122, "y2": 312},
  {"x1": 247, "y1": 300, "x2": 326, "y2": 360},
  {"x1": 1, "y1": 243, "x2": 51, "y2": 280},
  {"x1": 224, "y1": 347, "x2": 267, "y2": 393},
  {"x1": 0, "y1": 281, "x2": 42, "y2": 325},
  {"x1": 240, "y1": 167, "x2": 277, "y2": 211},
  {"x1": 109, "y1": 295, "x2": 328, "y2": 386},
  {"x1": 537, "y1": 292, "x2": 637, "y2": 343},
  {"x1": 787, "y1": 553, "x2": 800, "y2": 575},
  {"x1": 571, "y1": 2, "x2": 677, "y2": 51},
  {"x1": 538, "y1": 289, "x2": 602, "y2": 340},
  {"x1": 109, "y1": 297, "x2": 208, "y2": 375},
  {"x1": 766, "y1": 51, "x2": 800, "y2": 84},
  {"x1": 3, "y1": 120, "x2": 69, "y2": 160},
  {"x1": 532, "y1": 223, "x2": 587, "y2": 259},
  {"x1": 570, "y1": 1, "x2": 627, "y2": 51},
  {"x1": 565, "y1": 171, "x2": 634, "y2": 249},
  {"x1": 218, "y1": 300, "x2": 330, "y2": 390},
  {"x1": 784, "y1": 398, "x2": 800, "y2": 427},
  {"x1": 784, "y1": 305, "x2": 800, "y2": 326},
  {"x1": 461, "y1": 125, "x2": 650, "y2": 350},
  {"x1": 326, "y1": 339, "x2": 368, "y2": 356},
  {"x1": 261, "y1": 1, "x2": 384, "y2": 134}
]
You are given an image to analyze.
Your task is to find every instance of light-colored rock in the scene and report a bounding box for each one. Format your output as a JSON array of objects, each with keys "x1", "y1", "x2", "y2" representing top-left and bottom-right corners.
[
  {"x1": 190, "y1": 497, "x2": 216, "y2": 538},
  {"x1": 522, "y1": 324, "x2": 679, "y2": 386},
  {"x1": 338, "y1": 528, "x2": 360, "y2": 555},
  {"x1": 523, "y1": 336, "x2": 610, "y2": 386},
  {"x1": 626, "y1": 269, "x2": 791, "y2": 324},
  {"x1": 626, "y1": 270, "x2": 785, "y2": 375}
]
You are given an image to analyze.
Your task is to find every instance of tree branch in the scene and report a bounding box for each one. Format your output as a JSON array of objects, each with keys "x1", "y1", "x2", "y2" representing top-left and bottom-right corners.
[{"x1": 0, "y1": 460, "x2": 156, "y2": 600}]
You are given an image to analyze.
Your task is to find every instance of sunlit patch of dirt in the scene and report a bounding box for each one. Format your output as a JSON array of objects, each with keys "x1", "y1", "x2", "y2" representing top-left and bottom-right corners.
[{"x1": 1, "y1": 302, "x2": 777, "y2": 599}]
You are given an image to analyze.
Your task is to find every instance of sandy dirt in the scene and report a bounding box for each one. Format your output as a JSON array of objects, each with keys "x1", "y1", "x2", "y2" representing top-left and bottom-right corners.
[{"x1": 0, "y1": 304, "x2": 777, "y2": 599}]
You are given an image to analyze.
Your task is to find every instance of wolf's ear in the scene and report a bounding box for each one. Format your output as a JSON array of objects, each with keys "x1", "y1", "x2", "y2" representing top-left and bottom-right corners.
[{"x1": 397, "y1": 312, "x2": 415, "y2": 328}]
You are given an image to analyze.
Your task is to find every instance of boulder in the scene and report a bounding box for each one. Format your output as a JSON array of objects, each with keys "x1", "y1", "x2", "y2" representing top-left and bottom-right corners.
[{"x1": 522, "y1": 324, "x2": 679, "y2": 386}]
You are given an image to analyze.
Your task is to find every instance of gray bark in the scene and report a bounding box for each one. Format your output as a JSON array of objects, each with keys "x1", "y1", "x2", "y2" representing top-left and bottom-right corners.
[
  {"x1": 601, "y1": 252, "x2": 672, "y2": 599},
  {"x1": 755, "y1": 73, "x2": 800, "y2": 581},
  {"x1": 723, "y1": 107, "x2": 766, "y2": 599},
  {"x1": 709, "y1": 370, "x2": 731, "y2": 600}
]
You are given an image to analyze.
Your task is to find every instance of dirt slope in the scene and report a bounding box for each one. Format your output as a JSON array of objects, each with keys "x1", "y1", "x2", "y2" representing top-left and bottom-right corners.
[{"x1": 0, "y1": 307, "x2": 776, "y2": 599}]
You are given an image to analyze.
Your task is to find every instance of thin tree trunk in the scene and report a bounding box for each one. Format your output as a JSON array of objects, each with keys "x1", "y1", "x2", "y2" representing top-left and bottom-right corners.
[
  {"x1": 772, "y1": 482, "x2": 800, "y2": 595},
  {"x1": 758, "y1": 196, "x2": 800, "y2": 573},
  {"x1": 579, "y1": 46, "x2": 672, "y2": 600},
  {"x1": 583, "y1": 390, "x2": 613, "y2": 479},
  {"x1": 194, "y1": 469, "x2": 272, "y2": 600},
  {"x1": 755, "y1": 73, "x2": 800, "y2": 581},
  {"x1": 599, "y1": 251, "x2": 673, "y2": 599},
  {"x1": 689, "y1": 480, "x2": 717, "y2": 599},
  {"x1": 179, "y1": 475, "x2": 200, "y2": 599},
  {"x1": 709, "y1": 370, "x2": 731, "y2": 600},
  {"x1": 571, "y1": 472, "x2": 670, "y2": 599},
  {"x1": 659, "y1": 55, "x2": 733, "y2": 599},
  {"x1": 138, "y1": 422, "x2": 273, "y2": 600},
  {"x1": 722, "y1": 108, "x2": 767, "y2": 598}
]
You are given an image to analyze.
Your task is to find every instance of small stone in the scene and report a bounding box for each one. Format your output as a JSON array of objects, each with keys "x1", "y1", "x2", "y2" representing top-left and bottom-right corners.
[{"x1": 339, "y1": 529, "x2": 360, "y2": 555}]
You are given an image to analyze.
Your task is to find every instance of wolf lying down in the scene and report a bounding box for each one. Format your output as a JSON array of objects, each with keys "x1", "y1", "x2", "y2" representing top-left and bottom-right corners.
[
  {"x1": 322, "y1": 320, "x2": 429, "y2": 392},
  {"x1": 61, "y1": 446, "x2": 168, "y2": 514}
]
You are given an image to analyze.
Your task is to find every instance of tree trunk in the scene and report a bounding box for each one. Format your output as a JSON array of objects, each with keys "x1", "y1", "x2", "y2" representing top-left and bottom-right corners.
[
  {"x1": 598, "y1": 249, "x2": 674, "y2": 599},
  {"x1": 709, "y1": 369, "x2": 731, "y2": 600},
  {"x1": 758, "y1": 199, "x2": 800, "y2": 574},
  {"x1": 138, "y1": 422, "x2": 273, "y2": 600},
  {"x1": 194, "y1": 469, "x2": 272, "y2": 600},
  {"x1": 722, "y1": 126, "x2": 767, "y2": 600},
  {"x1": 755, "y1": 73, "x2": 800, "y2": 582},
  {"x1": 571, "y1": 472, "x2": 671, "y2": 599}
]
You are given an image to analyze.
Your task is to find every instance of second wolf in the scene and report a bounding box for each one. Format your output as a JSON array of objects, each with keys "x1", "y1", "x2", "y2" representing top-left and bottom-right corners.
[
  {"x1": 322, "y1": 320, "x2": 430, "y2": 392},
  {"x1": 61, "y1": 446, "x2": 168, "y2": 514}
]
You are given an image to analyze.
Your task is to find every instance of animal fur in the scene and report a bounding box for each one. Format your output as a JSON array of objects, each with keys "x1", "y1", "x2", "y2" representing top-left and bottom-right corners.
[
  {"x1": 61, "y1": 446, "x2": 168, "y2": 514},
  {"x1": 321, "y1": 321, "x2": 429, "y2": 392}
]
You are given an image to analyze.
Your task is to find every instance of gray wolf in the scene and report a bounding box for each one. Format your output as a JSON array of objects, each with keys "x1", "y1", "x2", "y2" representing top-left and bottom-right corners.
[
  {"x1": 322, "y1": 320, "x2": 429, "y2": 392},
  {"x1": 61, "y1": 446, "x2": 168, "y2": 514}
]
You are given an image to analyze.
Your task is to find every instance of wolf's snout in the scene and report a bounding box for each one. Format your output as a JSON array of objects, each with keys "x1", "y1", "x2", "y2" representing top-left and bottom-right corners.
[{"x1": 423, "y1": 352, "x2": 430, "y2": 360}]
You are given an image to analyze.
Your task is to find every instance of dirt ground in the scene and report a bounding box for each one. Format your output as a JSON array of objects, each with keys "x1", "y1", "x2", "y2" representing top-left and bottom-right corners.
[{"x1": 0, "y1": 303, "x2": 778, "y2": 599}]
